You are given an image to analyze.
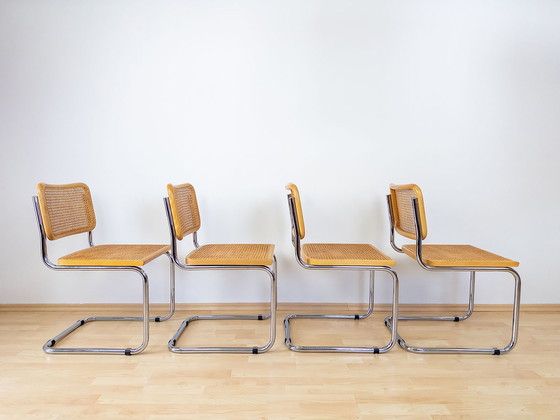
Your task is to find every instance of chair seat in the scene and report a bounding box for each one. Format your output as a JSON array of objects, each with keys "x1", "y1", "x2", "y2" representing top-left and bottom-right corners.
[
  {"x1": 58, "y1": 244, "x2": 170, "y2": 267},
  {"x1": 186, "y1": 244, "x2": 275, "y2": 266},
  {"x1": 301, "y1": 243, "x2": 395, "y2": 266},
  {"x1": 402, "y1": 244, "x2": 519, "y2": 268}
]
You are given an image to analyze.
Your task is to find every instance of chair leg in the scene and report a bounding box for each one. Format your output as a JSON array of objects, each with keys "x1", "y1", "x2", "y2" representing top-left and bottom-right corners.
[
  {"x1": 151, "y1": 252, "x2": 176, "y2": 322},
  {"x1": 168, "y1": 259, "x2": 277, "y2": 354},
  {"x1": 119, "y1": 252, "x2": 176, "y2": 323},
  {"x1": 384, "y1": 269, "x2": 521, "y2": 355},
  {"x1": 43, "y1": 267, "x2": 150, "y2": 356},
  {"x1": 284, "y1": 269, "x2": 399, "y2": 353},
  {"x1": 43, "y1": 252, "x2": 175, "y2": 356}
]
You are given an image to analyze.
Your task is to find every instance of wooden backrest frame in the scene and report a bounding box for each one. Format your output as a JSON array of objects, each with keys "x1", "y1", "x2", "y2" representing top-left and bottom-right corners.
[
  {"x1": 285, "y1": 183, "x2": 306, "y2": 240},
  {"x1": 389, "y1": 183, "x2": 428, "y2": 240},
  {"x1": 36, "y1": 182, "x2": 96, "y2": 241},
  {"x1": 167, "y1": 183, "x2": 201, "y2": 241}
]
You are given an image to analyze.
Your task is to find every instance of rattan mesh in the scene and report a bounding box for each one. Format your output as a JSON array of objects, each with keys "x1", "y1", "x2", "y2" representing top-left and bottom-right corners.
[
  {"x1": 58, "y1": 244, "x2": 170, "y2": 267},
  {"x1": 37, "y1": 183, "x2": 96, "y2": 241},
  {"x1": 301, "y1": 243, "x2": 395, "y2": 266},
  {"x1": 390, "y1": 184, "x2": 428, "y2": 240},
  {"x1": 186, "y1": 244, "x2": 275, "y2": 266},
  {"x1": 167, "y1": 183, "x2": 201, "y2": 240},
  {"x1": 402, "y1": 244, "x2": 519, "y2": 268},
  {"x1": 394, "y1": 188, "x2": 417, "y2": 237}
]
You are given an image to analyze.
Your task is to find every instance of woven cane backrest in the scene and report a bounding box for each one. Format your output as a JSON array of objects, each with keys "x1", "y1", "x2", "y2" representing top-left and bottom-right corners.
[
  {"x1": 37, "y1": 183, "x2": 96, "y2": 241},
  {"x1": 285, "y1": 183, "x2": 305, "y2": 240},
  {"x1": 389, "y1": 184, "x2": 428, "y2": 240},
  {"x1": 167, "y1": 183, "x2": 201, "y2": 240}
]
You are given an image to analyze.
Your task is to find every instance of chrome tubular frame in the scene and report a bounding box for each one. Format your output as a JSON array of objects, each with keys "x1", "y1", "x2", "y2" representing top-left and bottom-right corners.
[
  {"x1": 164, "y1": 198, "x2": 277, "y2": 354},
  {"x1": 385, "y1": 195, "x2": 521, "y2": 355},
  {"x1": 284, "y1": 196, "x2": 399, "y2": 354},
  {"x1": 33, "y1": 196, "x2": 176, "y2": 356}
]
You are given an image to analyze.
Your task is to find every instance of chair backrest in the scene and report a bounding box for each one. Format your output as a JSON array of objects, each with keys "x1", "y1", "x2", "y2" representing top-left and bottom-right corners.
[
  {"x1": 389, "y1": 183, "x2": 428, "y2": 240},
  {"x1": 36, "y1": 183, "x2": 97, "y2": 241},
  {"x1": 285, "y1": 183, "x2": 305, "y2": 240},
  {"x1": 167, "y1": 183, "x2": 201, "y2": 240}
]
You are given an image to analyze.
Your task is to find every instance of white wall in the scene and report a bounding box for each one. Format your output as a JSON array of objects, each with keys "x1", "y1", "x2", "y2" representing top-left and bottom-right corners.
[{"x1": 1, "y1": 0, "x2": 559, "y2": 305}]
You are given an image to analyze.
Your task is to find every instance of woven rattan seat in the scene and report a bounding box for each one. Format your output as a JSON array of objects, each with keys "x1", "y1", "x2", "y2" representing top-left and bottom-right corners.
[
  {"x1": 59, "y1": 244, "x2": 171, "y2": 267},
  {"x1": 164, "y1": 183, "x2": 277, "y2": 354},
  {"x1": 402, "y1": 244, "x2": 519, "y2": 268},
  {"x1": 186, "y1": 244, "x2": 274, "y2": 266},
  {"x1": 301, "y1": 243, "x2": 395, "y2": 266},
  {"x1": 386, "y1": 183, "x2": 521, "y2": 355},
  {"x1": 283, "y1": 184, "x2": 399, "y2": 354}
]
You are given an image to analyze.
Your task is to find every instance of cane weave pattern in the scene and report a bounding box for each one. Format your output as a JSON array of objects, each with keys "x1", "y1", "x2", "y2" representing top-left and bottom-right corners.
[
  {"x1": 402, "y1": 244, "x2": 519, "y2": 268},
  {"x1": 394, "y1": 189, "x2": 417, "y2": 237},
  {"x1": 37, "y1": 183, "x2": 96, "y2": 241},
  {"x1": 390, "y1": 184, "x2": 428, "y2": 240},
  {"x1": 301, "y1": 243, "x2": 395, "y2": 266},
  {"x1": 186, "y1": 244, "x2": 275, "y2": 266},
  {"x1": 167, "y1": 183, "x2": 201, "y2": 240},
  {"x1": 58, "y1": 244, "x2": 170, "y2": 267}
]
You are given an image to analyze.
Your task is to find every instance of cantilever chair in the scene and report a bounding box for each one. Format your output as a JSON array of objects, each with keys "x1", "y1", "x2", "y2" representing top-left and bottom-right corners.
[
  {"x1": 164, "y1": 183, "x2": 277, "y2": 354},
  {"x1": 33, "y1": 183, "x2": 175, "y2": 355},
  {"x1": 284, "y1": 184, "x2": 399, "y2": 353},
  {"x1": 386, "y1": 183, "x2": 521, "y2": 355}
]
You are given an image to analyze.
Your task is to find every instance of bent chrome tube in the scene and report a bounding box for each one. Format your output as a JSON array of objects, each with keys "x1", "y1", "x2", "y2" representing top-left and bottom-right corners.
[
  {"x1": 384, "y1": 194, "x2": 521, "y2": 355},
  {"x1": 284, "y1": 269, "x2": 399, "y2": 353},
  {"x1": 283, "y1": 195, "x2": 399, "y2": 354},
  {"x1": 39, "y1": 262, "x2": 151, "y2": 356},
  {"x1": 33, "y1": 196, "x2": 173, "y2": 356},
  {"x1": 164, "y1": 197, "x2": 278, "y2": 354}
]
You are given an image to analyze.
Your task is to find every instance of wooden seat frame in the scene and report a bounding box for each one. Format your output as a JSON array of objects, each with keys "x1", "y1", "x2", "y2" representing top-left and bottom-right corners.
[
  {"x1": 386, "y1": 184, "x2": 522, "y2": 355},
  {"x1": 33, "y1": 183, "x2": 176, "y2": 356},
  {"x1": 164, "y1": 184, "x2": 277, "y2": 354},
  {"x1": 284, "y1": 184, "x2": 399, "y2": 354}
]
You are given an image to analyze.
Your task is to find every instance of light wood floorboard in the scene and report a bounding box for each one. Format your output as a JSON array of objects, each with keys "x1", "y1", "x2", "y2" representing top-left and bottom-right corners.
[{"x1": 0, "y1": 305, "x2": 558, "y2": 419}]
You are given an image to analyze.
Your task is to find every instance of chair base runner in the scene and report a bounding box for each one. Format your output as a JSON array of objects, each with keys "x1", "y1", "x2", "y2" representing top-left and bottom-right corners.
[
  {"x1": 382, "y1": 268, "x2": 521, "y2": 355},
  {"x1": 284, "y1": 312, "x2": 389, "y2": 353},
  {"x1": 384, "y1": 315, "x2": 512, "y2": 355},
  {"x1": 168, "y1": 313, "x2": 275, "y2": 354},
  {"x1": 283, "y1": 269, "x2": 399, "y2": 354},
  {"x1": 42, "y1": 315, "x2": 151, "y2": 356}
]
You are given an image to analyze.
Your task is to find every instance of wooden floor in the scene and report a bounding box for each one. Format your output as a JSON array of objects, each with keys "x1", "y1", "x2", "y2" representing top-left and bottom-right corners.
[{"x1": 0, "y1": 305, "x2": 559, "y2": 419}]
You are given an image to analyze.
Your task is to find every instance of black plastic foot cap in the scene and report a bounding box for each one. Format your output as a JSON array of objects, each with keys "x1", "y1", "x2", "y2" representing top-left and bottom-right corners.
[
  {"x1": 252, "y1": 348, "x2": 259, "y2": 354},
  {"x1": 125, "y1": 349, "x2": 132, "y2": 356}
]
